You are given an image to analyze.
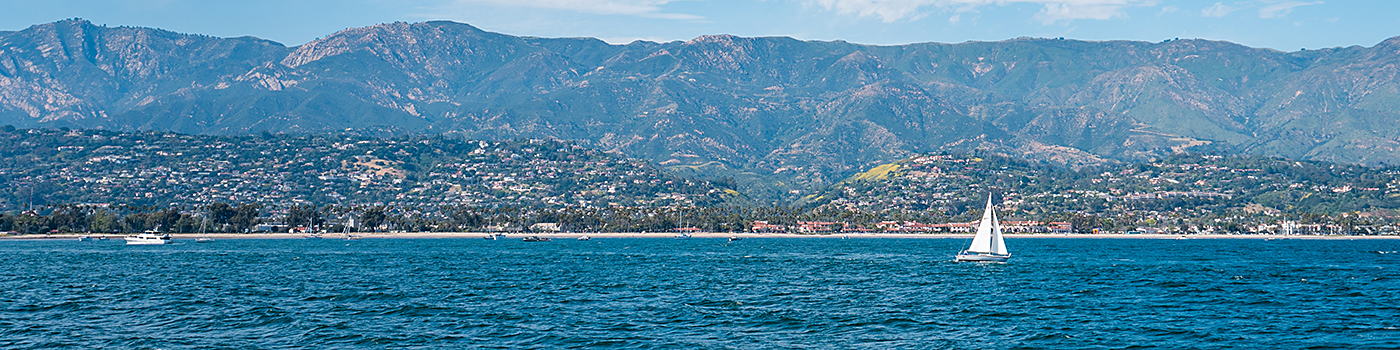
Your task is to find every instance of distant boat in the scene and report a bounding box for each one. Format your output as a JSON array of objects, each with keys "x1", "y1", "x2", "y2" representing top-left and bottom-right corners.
[
  {"x1": 304, "y1": 234, "x2": 322, "y2": 239},
  {"x1": 77, "y1": 235, "x2": 93, "y2": 242},
  {"x1": 196, "y1": 237, "x2": 215, "y2": 243},
  {"x1": 728, "y1": 236, "x2": 741, "y2": 242},
  {"x1": 125, "y1": 230, "x2": 171, "y2": 245},
  {"x1": 955, "y1": 195, "x2": 1010, "y2": 263},
  {"x1": 523, "y1": 236, "x2": 551, "y2": 242},
  {"x1": 577, "y1": 235, "x2": 591, "y2": 241}
]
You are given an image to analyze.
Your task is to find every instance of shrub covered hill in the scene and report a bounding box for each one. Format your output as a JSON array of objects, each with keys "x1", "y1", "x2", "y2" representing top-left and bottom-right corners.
[
  {"x1": 805, "y1": 152, "x2": 1400, "y2": 233},
  {"x1": 6, "y1": 126, "x2": 1400, "y2": 234},
  {"x1": 0, "y1": 127, "x2": 743, "y2": 214},
  {"x1": 6, "y1": 19, "x2": 1400, "y2": 201}
]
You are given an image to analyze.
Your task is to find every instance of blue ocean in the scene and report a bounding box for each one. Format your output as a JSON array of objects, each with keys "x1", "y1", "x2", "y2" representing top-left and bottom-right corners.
[{"x1": 2, "y1": 237, "x2": 1397, "y2": 348}]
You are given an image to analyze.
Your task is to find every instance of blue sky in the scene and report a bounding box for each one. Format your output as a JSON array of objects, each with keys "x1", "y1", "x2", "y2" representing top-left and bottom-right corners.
[{"x1": 1, "y1": 0, "x2": 1396, "y2": 51}]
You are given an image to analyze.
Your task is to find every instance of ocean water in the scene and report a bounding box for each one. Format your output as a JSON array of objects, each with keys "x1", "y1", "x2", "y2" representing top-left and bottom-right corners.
[{"x1": 2, "y1": 237, "x2": 1397, "y2": 349}]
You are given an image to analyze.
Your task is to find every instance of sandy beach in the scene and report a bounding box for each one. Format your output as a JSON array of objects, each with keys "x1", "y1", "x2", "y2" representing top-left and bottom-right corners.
[{"x1": 5, "y1": 232, "x2": 1398, "y2": 240}]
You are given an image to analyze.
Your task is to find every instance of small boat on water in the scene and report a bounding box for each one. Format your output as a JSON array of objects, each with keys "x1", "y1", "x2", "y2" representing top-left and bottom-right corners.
[
  {"x1": 196, "y1": 237, "x2": 215, "y2": 243},
  {"x1": 955, "y1": 195, "x2": 1010, "y2": 263},
  {"x1": 304, "y1": 234, "x2": 322, "y2": 239},
  {"x1": 577, "y1": 235, "x2": 591, "y2": 241},
  {"x1": 523, "y1": 236, "x2": 552, "y2": 242},
  {"x1": 77, "y1": 235, "x2": 93, "y2": 242},
  {"x1": 125, "y1": 230, "x2": 172, "y2": 245},
  {"x1": 728, "y1": 236, "x2": 741, "y2": 242}
]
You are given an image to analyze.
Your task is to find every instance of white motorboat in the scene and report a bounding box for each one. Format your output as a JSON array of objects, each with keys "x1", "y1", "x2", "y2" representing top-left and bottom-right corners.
[
  {"x1": 955, "y1": 195, "x2": 1010, "y2": 263},
  {"x1": 577, "y1": 235, "x2": 591, "y2": 241},
  {"x1": 125, "y1": 231, "x2": 172, "y2": 245}
]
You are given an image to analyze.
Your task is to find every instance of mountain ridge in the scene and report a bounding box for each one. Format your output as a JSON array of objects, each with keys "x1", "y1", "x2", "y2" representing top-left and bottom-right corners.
[{"x1": 4, "y1": 19, "x2": 1400, "y2": 200}]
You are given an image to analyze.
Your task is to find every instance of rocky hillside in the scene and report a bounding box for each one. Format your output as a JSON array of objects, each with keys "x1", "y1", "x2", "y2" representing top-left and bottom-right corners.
[{"x1": 4, "y1": 19, "x2": 1400, "y2": 200}]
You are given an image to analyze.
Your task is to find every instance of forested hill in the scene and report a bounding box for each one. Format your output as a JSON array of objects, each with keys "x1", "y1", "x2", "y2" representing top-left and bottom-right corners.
[
  {"x1": 809, "y1": 152, "x2": 1400, "y2": 231},
  {"x1": 7, "y1": 127, "x2": 1400, "y2": 234},
  {"x1": 0, "y1": 127, "x2": 742, "y2": 213},
  {"x1": 4, "y1": 19, "x2": 1400, "y2": 200}
]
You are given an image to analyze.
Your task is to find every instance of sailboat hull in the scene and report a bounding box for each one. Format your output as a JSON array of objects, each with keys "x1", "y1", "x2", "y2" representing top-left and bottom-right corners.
[{"x1": 955, "y1": 251, "x2": 1010, "y2": 263}]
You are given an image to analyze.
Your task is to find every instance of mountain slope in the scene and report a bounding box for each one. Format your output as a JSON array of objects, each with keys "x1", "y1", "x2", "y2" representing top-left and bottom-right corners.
[{"x1": 4, "y1": 19, "x2": 1400, "y2": 200}]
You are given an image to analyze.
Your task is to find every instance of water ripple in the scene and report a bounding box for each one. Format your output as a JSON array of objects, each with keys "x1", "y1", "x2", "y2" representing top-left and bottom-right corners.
[{"x1": 2, "y1": 238, "x2": 1399, "y2": 348}]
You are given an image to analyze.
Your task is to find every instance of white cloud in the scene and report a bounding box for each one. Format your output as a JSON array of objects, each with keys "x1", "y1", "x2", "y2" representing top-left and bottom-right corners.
[
  {"x1": 805, "y1": 0, "x2": 1148, "y2": 24},
  {"x1": 444, "y1": 0, "x2": 703, "y2": 20},
  {"x1": 1259, "y1": 1, "x2": 1321, "y2": 19},
  {"x1": 1201, "y1": 2, "x2": 1234, "y2": 17},
  {"x1": 1034, "y1": 2, "x2": 1131, "y2": 24}
]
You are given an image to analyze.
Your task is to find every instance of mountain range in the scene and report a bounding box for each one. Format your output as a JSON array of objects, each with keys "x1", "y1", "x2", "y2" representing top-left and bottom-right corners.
[{"x1": 4, "y1": 19, "x2": 1400, "y2": 200}]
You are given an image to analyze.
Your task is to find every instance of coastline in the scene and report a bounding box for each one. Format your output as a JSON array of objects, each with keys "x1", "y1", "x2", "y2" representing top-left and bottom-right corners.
[{"x1": 4, "y1": 232, "x2": 1399, "y2": 240}]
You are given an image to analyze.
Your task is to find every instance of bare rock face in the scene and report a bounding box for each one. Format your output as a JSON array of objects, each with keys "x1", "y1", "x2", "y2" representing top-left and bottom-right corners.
[{"x1": 4, "y1": 19, "x2": 1400, "y2": 196}]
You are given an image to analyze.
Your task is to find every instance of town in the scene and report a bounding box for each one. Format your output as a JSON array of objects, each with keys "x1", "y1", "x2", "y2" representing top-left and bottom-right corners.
[{"x1": 4, "y1": 126, "x2": 1400, "y2": 235}]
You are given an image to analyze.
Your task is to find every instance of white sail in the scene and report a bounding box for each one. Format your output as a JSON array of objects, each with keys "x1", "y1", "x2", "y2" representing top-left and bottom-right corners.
[
  {"x1": 967, "y1": 196, "x2": 995, "y2": 253},
  {"x1": 989, "y1": 204, "x2": 1008, "y2": 255}
]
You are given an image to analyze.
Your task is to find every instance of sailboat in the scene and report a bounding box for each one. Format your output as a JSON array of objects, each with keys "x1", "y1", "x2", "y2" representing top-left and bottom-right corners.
[
  {"x1": 955, "y1": 195, "x2": 1011, "y2": 263},
  {"x1": 196, "y1": 210, "x2": 214, "y2": 243},
  {"x1": 344, "y1": 216, "x2": 360, "y2": 240}
]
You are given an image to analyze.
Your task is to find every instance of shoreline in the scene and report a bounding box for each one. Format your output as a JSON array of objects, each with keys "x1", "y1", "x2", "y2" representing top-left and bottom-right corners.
[{"x1": 4, "y1": 232, "x2": 1398, "y2": 240}]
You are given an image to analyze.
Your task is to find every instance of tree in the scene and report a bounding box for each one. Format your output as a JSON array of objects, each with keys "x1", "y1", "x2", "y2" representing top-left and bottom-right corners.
[
  {"x1": 229, "y1": 204, "x2": 262, "y2": 233},
  {"x1": 88, "y1": 210, "x2": 117, "y2": 233},
  {"x1": 360, "y1": 207, "x2": 386, "y2": 232},
  {"x1": 121, "y1": 213, "x2": 148, "y2": 233},
  {"x1": 209, "y1": 203, "x2": 236, "y2": 229},
  {"x1": 146, "y1": 209, "x2": 182, "y2": 232},
  {"x1": 286, "y1": 204, "x2": 322, "y2": 228}
]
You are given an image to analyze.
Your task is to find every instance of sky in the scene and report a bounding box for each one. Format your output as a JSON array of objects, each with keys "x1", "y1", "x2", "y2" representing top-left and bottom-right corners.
[{"x1": 1, "y1": 0, "x2": 1397, "y2": 51}]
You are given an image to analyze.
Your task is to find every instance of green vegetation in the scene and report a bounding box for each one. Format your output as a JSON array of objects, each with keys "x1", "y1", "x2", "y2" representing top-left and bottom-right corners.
[
  {"x1": 0, "y1": 128, "x2": 739, "y2": 212},
  {"x1": 809, "y1": 152, "x2": 1400, "y2": 234},
  {"x1": 9, "y1": 20, "x2": 1400, "y2": 205},
  {"x1": 5, "y1": 127, "x2": 1400, "y2": 235}
]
